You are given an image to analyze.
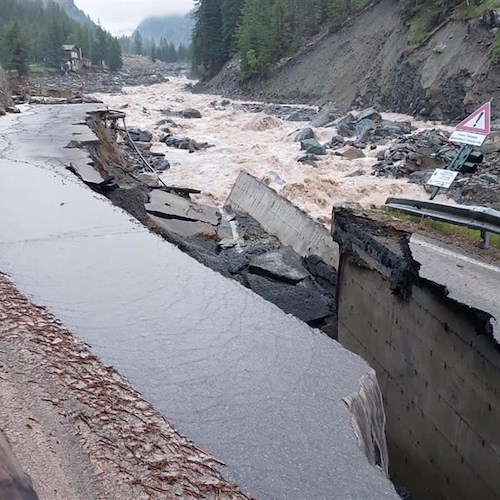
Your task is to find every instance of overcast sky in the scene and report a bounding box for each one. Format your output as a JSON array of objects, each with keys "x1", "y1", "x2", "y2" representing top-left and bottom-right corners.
[{"x1": 74, "y1": 0, "x2": 195, "y2": 36}]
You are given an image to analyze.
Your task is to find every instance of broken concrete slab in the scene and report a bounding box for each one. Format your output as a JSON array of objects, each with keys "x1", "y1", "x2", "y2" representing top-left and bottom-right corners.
[
  {"x1": 145, "y1": 190, "x2": 220, "y2": 226},
  {"x1": 248, "y1": 246, "x2": 309, "y2": 284},
  {"x1": 149, "y1": 214, "x2": 218, "y2": 238}
]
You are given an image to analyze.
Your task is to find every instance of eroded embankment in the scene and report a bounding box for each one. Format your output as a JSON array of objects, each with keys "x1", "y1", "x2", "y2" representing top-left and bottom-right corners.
[
  {"x1": 333, "y1": 209, "x2": 500, "y2": 500},
  {"x1": 84, "y1": 112, "x2": 339, "y2": 334}
]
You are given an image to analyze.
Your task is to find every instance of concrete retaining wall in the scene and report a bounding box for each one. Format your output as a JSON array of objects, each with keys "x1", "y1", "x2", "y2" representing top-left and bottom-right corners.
[
  {"x1": 226, "y1": 172, "x2": 339, "y2": 268},
  {"x1": 333, "y1": 211, "x2": 500, "y2": 500}
]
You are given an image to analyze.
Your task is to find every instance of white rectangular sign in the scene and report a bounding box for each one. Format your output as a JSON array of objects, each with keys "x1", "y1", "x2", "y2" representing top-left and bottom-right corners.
[
  {"x1": 449, "y1": 130, "x2": 486, "y2": 147},
  {"x1": 427, "y1": 169, "x2": 459, "y2": 188}
]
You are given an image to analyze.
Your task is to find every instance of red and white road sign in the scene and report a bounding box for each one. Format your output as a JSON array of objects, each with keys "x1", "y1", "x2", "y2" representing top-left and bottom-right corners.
[
  {"x1": 456, "y1": 102, "x2": 491, "y2": 135},
  {"x1": 450, "y1": 102, "x2": 491, "y2": 146}
]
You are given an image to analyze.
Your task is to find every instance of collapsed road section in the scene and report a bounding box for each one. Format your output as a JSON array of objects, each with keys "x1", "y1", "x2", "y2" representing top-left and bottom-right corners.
[
  {"x1": 333, "y1": 210, "x2": 500, "y2": 500},
  {"x1": 0, "y1": 105, "x2": 398, "y2": 497}
]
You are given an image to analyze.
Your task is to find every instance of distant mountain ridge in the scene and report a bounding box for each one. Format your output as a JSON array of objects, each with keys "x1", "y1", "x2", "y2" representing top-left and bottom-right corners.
[
  {"x1": 40, "y1": 0, "x2": 93, "y2": 25},
  {"x1": 134, "y1": 13, "x2": 194, "y2": 47}
]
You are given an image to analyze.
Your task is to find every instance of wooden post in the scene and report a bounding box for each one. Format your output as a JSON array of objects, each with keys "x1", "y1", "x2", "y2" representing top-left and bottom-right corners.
[{"x1": 0, "y1": 430, "x2": 38, "y2": 500}]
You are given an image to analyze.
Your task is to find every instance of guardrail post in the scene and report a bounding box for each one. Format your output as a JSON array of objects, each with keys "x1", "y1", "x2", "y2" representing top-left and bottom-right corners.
[{"x1": 480, "y1": 230, "x2": 490, "y2": 249}]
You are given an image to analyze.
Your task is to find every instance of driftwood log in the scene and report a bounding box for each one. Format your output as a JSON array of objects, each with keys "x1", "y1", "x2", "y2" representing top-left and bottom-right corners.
[{"x1": 0, "y1": 430, "x2": 38, "y2": 499}]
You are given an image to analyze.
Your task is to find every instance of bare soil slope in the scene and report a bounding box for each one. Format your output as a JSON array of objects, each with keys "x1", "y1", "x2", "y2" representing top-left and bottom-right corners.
[{"x1": 209, "y1": 0, "x2": 500, "y2": 121}]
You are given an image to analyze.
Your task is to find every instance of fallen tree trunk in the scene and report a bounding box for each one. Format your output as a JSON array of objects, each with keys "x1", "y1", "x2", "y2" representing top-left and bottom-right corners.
[{"x1": 0, "y1": 430, "x2": 38, "y2": 499}]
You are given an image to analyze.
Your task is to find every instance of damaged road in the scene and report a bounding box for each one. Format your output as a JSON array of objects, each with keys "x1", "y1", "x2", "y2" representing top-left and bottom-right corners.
[
  {"x1": 0, "y1": 103, "x2": 398, "y2": 499},
  {"x1": 81, "y1": 110, "x2": 338, "y2": 333}
]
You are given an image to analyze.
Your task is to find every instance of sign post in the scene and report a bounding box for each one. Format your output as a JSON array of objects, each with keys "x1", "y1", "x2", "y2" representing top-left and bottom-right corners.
[{"x1": 429, "y1": 100, "x2": 492, "y2": 200}]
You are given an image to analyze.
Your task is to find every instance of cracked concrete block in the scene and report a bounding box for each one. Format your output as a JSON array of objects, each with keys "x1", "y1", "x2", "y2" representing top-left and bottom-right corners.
[{"x1": 248, "y1": 246, "x2": 309, "y2": 283}]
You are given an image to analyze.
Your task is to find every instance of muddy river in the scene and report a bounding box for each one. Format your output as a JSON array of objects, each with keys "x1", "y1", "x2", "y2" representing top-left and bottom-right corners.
[{"x1": 94, "y1": 78, "x2": 436, "y2": 224}]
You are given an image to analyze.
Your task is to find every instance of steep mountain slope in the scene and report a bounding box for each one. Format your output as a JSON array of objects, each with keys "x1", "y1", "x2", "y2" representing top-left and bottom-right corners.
[
  {"x1": 208, "y1": 0, "x2": 500, "y2": 121},
  {"x1": 134, "y1": 13, "x2": 194, "y2": 46},
  {"x1": 41, "y1": 0, "x2": 93, "y2": 25}
]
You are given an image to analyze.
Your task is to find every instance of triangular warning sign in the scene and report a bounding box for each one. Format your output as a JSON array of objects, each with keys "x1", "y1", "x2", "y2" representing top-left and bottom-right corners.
[{"x1": 456, "y1": 102, "x2": 491, "y2": 135}]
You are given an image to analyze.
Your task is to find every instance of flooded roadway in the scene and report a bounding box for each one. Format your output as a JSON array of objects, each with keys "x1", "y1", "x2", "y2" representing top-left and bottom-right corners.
[{"x1": 0, "y1": 104, "x2": 398, "y2": 498}]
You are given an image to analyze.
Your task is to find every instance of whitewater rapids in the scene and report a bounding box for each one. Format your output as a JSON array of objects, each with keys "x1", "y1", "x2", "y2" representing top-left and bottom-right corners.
[{"x1": 94, "y1": 77, "x2": 443, "y2": 225}]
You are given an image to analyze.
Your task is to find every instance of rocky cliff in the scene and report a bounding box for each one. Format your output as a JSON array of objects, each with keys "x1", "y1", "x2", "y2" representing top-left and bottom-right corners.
[{"x1": 208, "y1": 0, "x2": 500, "y2": 121}]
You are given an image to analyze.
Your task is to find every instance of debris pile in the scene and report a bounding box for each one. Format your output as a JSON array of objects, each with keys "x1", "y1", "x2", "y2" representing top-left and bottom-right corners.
[{"x1": 373, "y1": 129, "x2": 455, "y2": 179}]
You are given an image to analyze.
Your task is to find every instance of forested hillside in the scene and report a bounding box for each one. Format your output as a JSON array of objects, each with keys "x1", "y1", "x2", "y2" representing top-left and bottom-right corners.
[
  {"x1": 40, "y1": 0, "x2": 93, "y2": 26},
  {"x1": 193, "y1": 0, "x2": 497, "y2": 80},
  {"x1": 193, "y1": 0, "x2": 373, "y2": 79},
  {"x1": 118, "y1": 32, "x2": 191, "y2": 64},
  {"x1": 202, "y1": 0, "x2": 500, "y2": 122},
  {"x1": 0, "y1": 0, "x2": 122, "y2": 76}
]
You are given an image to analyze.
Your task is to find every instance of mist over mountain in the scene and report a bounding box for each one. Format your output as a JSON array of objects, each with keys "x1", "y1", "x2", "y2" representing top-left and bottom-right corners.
[{"x1": 134, "y1": 13, "x2": 194, "y2": 47}]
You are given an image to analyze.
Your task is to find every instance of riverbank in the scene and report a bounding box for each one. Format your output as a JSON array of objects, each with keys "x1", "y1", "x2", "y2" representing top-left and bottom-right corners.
[{"x1": 0, "y1": 272, "x2": 248, "y2": 500}]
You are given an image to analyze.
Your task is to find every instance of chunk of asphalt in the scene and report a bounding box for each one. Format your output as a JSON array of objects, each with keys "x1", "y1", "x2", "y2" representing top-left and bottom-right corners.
[
  {"x1": 248, "y1": 246, "x2": 309, "y2": 284},
  {"x1": 244, "y1": 273, "x2": 335, "y2": 323}
]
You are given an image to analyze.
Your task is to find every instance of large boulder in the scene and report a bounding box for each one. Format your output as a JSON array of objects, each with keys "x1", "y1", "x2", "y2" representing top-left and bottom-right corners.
[
  {"x1": 128, "y1": 128, "x2": 153, "y2": 143},
  {"x1": 310, "y1": 103, "x2": 337, "y2": 128},
  {"x1": 294, "y1": 127, "x2": 315, "y2": 142},
  {"x1": 300, "y1": 138, "x2": 327, "y2": 155},
  {"x1": 356, "y1": 107, "x2": 382, "y2": 123},
  {"x1": 181, "y1": 108, "x2": 202, "y2": 119}
]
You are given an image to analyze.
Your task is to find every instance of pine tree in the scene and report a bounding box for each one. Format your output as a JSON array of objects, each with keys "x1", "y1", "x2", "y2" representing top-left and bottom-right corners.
[
  {"x1": 192, "y1": 0, "x2": 223, "y2": 77},
  {"x1": 107, "y1": 38, "x2": 122, "y2": 71},
  {"x1": 1, "y1": 22, "x2": 29, "y2": 77},
  {"x1": 150, "y1": 40, "x2": 157, "y2": 62},
  {"x1": 237, "y1": 0, "x2": 273, "y2": 79},
  {"x1": 133, "y1": 31, "x2": 143, "y2": 55}
]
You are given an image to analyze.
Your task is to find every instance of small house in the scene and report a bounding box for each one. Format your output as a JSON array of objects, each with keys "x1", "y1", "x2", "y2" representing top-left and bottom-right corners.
[{"x1": 62, "y1": 45, "x2": 83, "y2": 72}]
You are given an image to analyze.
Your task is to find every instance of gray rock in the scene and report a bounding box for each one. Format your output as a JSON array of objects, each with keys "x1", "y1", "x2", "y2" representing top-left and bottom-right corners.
[
  {"x1": 329, "y1": 135, "x2": 346, "y2": 148},
  {"x1": 330, "y1": 113, "x2": 355, "y2": 128},
  {"x1": 181, "y1": 108, "x2": 202, "y2": 119},
  {"x1": 483, "y1": 9, "x2": 500, "y2": 28},
  {"x1": 300, "y1": 138, "x2": 327, "y2": 155},
  {"x1": 337, "y1": 123, "x2": 357, "y2": 137},
  {"x1": 344, "y1": 169, "x2": 366, "y2": 177},
  {"x1": 481, "y1": 132, "x2": 500, "y2": 153},
  {"x1": 298, "y1": 154, "x2": 319, "y2": 168},
  {"x1": 356, "y1": 119, "x2": 377, "y2": 142},
  {"x1": 294, "y1": 127, "x2": 315, "y2": 142},
  {"x1": 128, "y1": 128, "x2": 153, "y2": 143},
  {"x1": 151, "y1": 158, "x2": 170, "y2": 172},
  {"x1": 433, "y1": 43, "x2": 447, "y2": 53},
  {"x1": 356, "y1": 108, "x2": 382, "y2": 123},
  {"x1": 286, "y1": 111, "x2": 301, "y2": 121},
  {"x1": 337, "y1": 146, "x2": 365, "y2": 160},
  {"x1": 311, "y1": 104, "x2": 337, "y2": 128}
]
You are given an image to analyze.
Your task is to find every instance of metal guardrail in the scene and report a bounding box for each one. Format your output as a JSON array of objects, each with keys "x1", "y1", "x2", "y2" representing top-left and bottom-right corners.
[{"x1": 383, "y1": 197, "x2": 500, "y2": 249}]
